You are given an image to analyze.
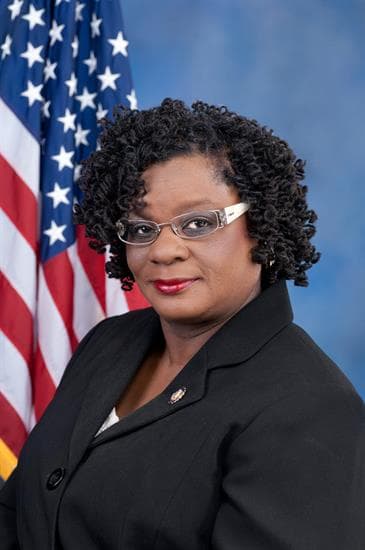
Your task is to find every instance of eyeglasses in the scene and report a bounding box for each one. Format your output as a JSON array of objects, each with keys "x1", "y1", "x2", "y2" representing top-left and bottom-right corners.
[{"x1": 115, "y1": 201, "x2": 250, "y2": 246}]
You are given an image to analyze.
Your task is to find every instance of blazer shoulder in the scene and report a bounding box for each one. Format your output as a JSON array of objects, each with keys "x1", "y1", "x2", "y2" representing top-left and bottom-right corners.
[
  {"x1": 224, "y1": 320, "x2": 363, "y2": 436},
  {"x1": 85, "y1": 306, "x2": 156, "y2": 343},
  {"x1": 59, "y1": 307, "x2": 156, "y2": 387},
  {"x1": 279, "y1": 322, "x2": 362, "y2": 401}
]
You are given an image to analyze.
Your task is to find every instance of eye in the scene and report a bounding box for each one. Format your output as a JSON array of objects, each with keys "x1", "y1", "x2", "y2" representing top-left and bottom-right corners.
[
  {"x1": 124, "y1": 221, "x2": 158, "y2": 243},
  {"x1": 129, "y1": 222, "x2": 156, "y2": 236},
  {"x1": 184, "y1": 218, "x2": 210, "y2": 230},
  {"x1": 180, "y1": 214, "x2": 216, "y2": 237}
]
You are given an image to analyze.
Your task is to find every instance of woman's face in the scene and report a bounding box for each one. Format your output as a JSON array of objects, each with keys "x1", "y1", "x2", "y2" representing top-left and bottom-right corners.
[{"x1": 126, "y1": 154, "x2": 262, "y2": 326}]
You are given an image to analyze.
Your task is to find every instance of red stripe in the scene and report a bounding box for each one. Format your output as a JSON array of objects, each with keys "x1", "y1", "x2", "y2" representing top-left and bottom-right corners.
[
  {"x1": 76, "y1": 225, "x2": 149, "y2": 312},
  {"x1": 31, "y1": 346, "x2": 56, "y2": 422},
  {"x1": 0, "y1": 273, "x2": 34, "y2": 366},
  {"x1": 0, "y1": 393, "x2": 28, "y2": 457},
  {"x1": 125, "y1": 284, "x2": 150, "y2": 311},
  {"x1": 0, "y1": 154, "x2": 37, "y2": 251},
  {"x1": 76, "y1": 224, "x2": 106, "y2": 313},
  {"x1": 42, "y1": 253, "x2": 79, "y2": 352}
]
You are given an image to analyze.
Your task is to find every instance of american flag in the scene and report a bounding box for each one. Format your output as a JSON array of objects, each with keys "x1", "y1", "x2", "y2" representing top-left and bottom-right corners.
[{"x1": 0, "y1": 0, "x2": 148, "y2": 482}]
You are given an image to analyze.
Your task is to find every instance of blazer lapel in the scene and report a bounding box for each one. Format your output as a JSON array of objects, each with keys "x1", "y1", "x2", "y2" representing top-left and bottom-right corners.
[
  {"x1": 68, "y1": 311, "x2": 160, "y2": 469},
  {"x1": 89, "y1": 345, "x2": 208, "y2": 448},
  {"x1": 205, "y1": 278, "x2": 293, "y2": 369},
  {"x1": 68, "y1": 278, "x2": 293, "y2": 465}
]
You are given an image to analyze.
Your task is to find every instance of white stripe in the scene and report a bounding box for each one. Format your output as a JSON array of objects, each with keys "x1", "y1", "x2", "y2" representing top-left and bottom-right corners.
[
  {"x1": 67, "y1": 244, "x2": 105, "y2": 341},
  {"x1": 0, "y1": 331, "x2": 33, "y2": 431},
  {"x1": 37, "y1": 267, "x2": 72, "y2": 386},
  {"x1": 29, "y1": 408, "x2": 37, "y2": 431},
  {"x1": 105, "y1": 246, "x2": 129, "y2": 316},
  {"x1": 0, "y1": 98, "x2": 40, "y2": 199},
  {"x1": 0, "y1": 209, "x2": 37, "y2": 314},
  {"x1": 106, "y1": 275, "x2": 129, "y2": 316}
]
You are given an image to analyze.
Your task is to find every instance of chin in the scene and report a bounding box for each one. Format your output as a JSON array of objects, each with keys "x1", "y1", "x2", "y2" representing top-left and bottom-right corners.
[{"x1": 153, "y1": 300, "x2": 218, "y2": 327}]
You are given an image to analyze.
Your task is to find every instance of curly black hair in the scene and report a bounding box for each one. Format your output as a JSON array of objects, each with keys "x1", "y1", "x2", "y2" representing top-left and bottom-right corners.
[{"x1": 74, "y1": 97, "x2": 321, "y2": 291}]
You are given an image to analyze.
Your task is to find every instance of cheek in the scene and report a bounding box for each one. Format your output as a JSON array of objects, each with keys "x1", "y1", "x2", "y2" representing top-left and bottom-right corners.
[
  {"x1": 197, "y1": 233, "x2": 258, "y2": 284},
  {"x1": 125, "y1": 248, "x2": 146, "y2": 277}
]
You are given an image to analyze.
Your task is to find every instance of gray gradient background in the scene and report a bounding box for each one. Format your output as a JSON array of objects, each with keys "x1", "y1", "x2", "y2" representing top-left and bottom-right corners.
[{"x1": 121, "y1": 0, "x2": 365, "y2": 398}]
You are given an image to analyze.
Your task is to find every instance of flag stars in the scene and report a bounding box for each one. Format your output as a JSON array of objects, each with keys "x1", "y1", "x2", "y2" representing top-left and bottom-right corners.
[
  {"x1": 74, "y1": 164, "x2": 82, "y2": 181},
  {"x1": 21, "y1": 81, "x2": 43, "y2": 106},
  {"x1": 57, "y1": 108, "x2": 76, "y2": 132},
  {"x1": 51, "y1": 146, "x2": 74, "y2": 170},
  {"x1": 108, "y1": 31, "x2": 129, "y2": 56},
  {"x1": 42, "y1": 99, "x2": 51, "y2": 118},
  {"x1": 74, "y1": 123, "x2": 90, "y2": 147},
  {"x1": 127, "y1": 89, "x2": 138, "y2": 110},
  {"x1": 96, "y1": 103, "x2": 108, "y2": 121},
  {"x1": 65, "y1": 72, "x2": 77, "y2": 96},
  {"x1": 71, "y1": 35, "x2": 79, "y2": 58},
  {"x1": 44, "y1": 59, "x2": 57, "y2": 82},
  {"x1": 46, "y1": 183, "x2": 70, "y2": 208},
  {"x1": 20, "y1": 42, "x2": 44, "y2": 68},
  {"x1": 1, "y1": 35, "x2": 12, "y2": 60},
  {"x1": 49, "y1": 20, "x2": 65, "y2": 46},
  {"x1": 8, "y1": 0, "x2": 23, "y2": 20},
  {"x1": 75, "y1": 2, "x2": 85, "y2": 22},
  {"x1": 44, "y1": 220, "x2": 67, "y2": 245},
  {"x1": 22, "y1": 4, "x2": 45, "y2": 30},
  {"x1": 97, "y1": 66, "x2": 120, "y2": 91},
  {"x1": 83, "y1": 51, "x2": 97, "y2": 75},
  {"x1": 76, "y1": 86, "x2": 97, "y2": 110},
  {"x1": 90, "y1": 13, "x2": 102, "y2": 37}
]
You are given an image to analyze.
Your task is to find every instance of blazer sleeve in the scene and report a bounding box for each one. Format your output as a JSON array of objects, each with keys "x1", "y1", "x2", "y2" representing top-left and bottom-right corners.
[
  {"x1": 211, "y1": 386, "x2": 365, "y2": 550},
  {"x1": 0, "y1": 317, "x2": 113, "y2": 548},
  {"x1": 0, "y1": 467, "x2": 19, "y2": 549}
]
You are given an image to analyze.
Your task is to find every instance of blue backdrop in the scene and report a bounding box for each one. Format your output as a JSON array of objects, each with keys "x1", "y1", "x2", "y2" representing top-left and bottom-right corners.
[{"x1": 122, "y1": 0, "x2": 365, "y2": 398}]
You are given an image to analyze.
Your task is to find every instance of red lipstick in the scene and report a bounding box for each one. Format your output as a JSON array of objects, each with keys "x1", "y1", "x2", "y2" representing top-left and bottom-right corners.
[{"x1": 152, "y1": 278, "x2": 198, "y2": 295}]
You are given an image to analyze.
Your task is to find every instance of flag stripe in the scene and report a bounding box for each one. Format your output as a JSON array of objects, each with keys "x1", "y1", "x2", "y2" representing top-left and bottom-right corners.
[
  {"x1": 76, "y1": 225, "x2": 107, "y2": 313},
  {"x1": 37, "y1": 267, "x2": 72, "y2": 386},
  {"x1": 43, "y1": 252, "x2": 79, "y2": 351},
  {"x1": 0, "y1": 98, "x2": 39, "y2": 199},
  {"x1": 31, "y1": 346, "x2": 57, "y2": 422},
  {"x1": 0, "y1": 394, "x2": 28, "y2": 458},
  {"x1": 0, "y1": 273, "x2": 33, "y2": 365},
  {"x1": 0, "y1": 331, "x2": 32, "y2": 432},
  {"x1": 106, "y1": 276, "x2": 129, "y2": 316},
  {"x1": 0, "y1": 155, "x2": 38, "y2": 250},
  {"x1": 0, "y1": 209, "x2": 37, "y2": 315},
  {"x1": 67, "y1": 243, "x2": 105, "y2": 341}
]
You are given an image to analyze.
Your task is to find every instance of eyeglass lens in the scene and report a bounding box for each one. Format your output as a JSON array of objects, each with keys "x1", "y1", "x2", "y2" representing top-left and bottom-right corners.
[{"x1": 120, "y1": 211, "x2": 220, "y2": 244}]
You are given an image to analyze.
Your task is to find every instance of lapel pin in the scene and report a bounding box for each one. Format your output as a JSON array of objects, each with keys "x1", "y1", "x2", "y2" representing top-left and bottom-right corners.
[{"x1": 168, "y1": 386, "x2": 187, "y2": 404}]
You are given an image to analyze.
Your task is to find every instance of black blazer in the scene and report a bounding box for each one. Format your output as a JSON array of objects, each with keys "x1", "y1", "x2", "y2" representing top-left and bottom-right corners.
[{"x1": 1, "y1": 279, "x2": 365, "y2": 549}]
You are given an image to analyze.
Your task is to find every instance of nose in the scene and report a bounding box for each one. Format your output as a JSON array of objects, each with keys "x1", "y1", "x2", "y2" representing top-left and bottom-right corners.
[{"x1": 148, "y1": 224, "x2": 190, "y2": 265}]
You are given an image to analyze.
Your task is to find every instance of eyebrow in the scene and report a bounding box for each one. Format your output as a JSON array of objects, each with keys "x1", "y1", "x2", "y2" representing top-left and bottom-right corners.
[{"x1": 132, "y1": 199, "x2": 217, "y2": 218}]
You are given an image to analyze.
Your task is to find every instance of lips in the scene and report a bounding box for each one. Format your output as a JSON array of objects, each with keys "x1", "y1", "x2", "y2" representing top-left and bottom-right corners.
[{"x1": 152, "y1": 278, "x2": 199, "y2": 295}]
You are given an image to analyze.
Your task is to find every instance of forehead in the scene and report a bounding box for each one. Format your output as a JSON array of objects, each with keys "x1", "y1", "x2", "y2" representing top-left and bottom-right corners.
[{"x1": 137, "y1": 154, "x2": 239, "y2": 217}]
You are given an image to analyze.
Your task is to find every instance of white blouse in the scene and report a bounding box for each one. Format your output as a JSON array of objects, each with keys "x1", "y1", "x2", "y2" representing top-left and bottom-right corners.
[{"x1": 95, "y1": 407, "x2": 119, "y2": 437}]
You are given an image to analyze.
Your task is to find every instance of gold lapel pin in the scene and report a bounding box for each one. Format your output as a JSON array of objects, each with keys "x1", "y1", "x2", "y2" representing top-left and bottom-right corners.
[{"x1": 168, "y1": 386, "x2": 187, "y2": 404}]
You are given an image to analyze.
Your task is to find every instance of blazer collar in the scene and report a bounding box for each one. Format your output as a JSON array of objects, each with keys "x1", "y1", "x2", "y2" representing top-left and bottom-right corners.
[
  {"x1": 205, "y1": 277, "x2": 293, "y2": 369},
  {"x1": 68, "y1": 278, "x2": 293, "y2": 468}
]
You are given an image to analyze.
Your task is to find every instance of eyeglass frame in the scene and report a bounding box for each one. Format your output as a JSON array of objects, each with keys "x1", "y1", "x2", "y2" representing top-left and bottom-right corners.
[{"x1": 115, "y1": 201, "x2": 250, "y2": 246}]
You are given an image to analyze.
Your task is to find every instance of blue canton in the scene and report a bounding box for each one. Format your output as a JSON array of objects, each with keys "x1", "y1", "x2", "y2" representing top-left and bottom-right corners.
[{"x1": 0, "y1": 0, "x2": 136, "y2": 261}]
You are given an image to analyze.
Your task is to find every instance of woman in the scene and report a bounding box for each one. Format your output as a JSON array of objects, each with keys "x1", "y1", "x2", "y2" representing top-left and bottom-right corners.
[{"x1": 1, "y1": 98, "x2": 365, "y2": 549}]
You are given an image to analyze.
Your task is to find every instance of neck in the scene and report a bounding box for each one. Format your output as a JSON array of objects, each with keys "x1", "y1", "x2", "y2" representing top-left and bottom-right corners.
[{"x1": 157, "y1": 279, "x2": 261, "y2": 370}]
